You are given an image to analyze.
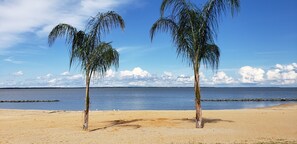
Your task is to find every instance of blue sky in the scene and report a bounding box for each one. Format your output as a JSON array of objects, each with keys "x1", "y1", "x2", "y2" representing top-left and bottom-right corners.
[{"x1": 0, "y1": 0, "x2": 296, "y2": 87}]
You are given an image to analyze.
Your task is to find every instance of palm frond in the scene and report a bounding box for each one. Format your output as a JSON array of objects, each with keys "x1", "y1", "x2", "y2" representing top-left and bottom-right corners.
[
  {"x1": 88, "y1": 42, "x2": 119, "y2": 77},
  {"x1": 49, "y1": 11, "x2": 124, "y2": 77},
  {"x1": 48, "y1": 23, "x2": 77, "y2": 46},
  {"x1": 150, "y1": 17, "x2": 178, "y2": 41},
  {"x1": 202, "y1": 0, "x2": 240, "y2": 37},
  {"x1": 87, "y1": 11, "x2": 125, "y2": 45},
  {"x1": 48, "y1": 11, "x2": 124, "y2": 130},
  {"x1": 199, "y1": 44, "x2": 220, "y2": 70},
  {"x1": 69, "y1": 31, "x2": 88, "y2": 69},
  {"x1": 152, "y1": 0, "x2": 239, "y2": 71},
  {"x1": 161, "y1": 0, "x2": 189, "y2": 17}
]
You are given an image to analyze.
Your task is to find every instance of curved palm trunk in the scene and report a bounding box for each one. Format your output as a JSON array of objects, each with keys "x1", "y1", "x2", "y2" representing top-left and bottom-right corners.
[
  {"x1": 194, "y1": 67, "x2": 203, "y2": 128},
  {"x1": 83, "y1": 74, "x2": 91, "y2": 130}
]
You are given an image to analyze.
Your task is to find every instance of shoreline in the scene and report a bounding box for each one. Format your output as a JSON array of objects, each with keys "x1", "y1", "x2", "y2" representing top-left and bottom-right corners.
[
  {"x1": 1, "y1": 102, "x2": 296, "y2": 112},
  {"x1": 1, "y1": 103, "x2": 296, "y2": 144}
]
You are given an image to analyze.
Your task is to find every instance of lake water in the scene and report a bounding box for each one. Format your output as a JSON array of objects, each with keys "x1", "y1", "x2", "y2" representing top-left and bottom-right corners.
[{"x1": 0, "y1": 87, "x2": 296, "y2": 110}]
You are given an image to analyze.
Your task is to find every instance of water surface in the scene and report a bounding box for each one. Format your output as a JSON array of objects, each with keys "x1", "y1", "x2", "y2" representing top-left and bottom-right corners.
[{"x1": 0, "y1": 87, "x2": 296, "y2": 110}]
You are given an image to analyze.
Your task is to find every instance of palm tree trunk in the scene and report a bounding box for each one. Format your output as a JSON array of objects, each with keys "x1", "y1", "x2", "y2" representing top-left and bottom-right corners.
[
  {"x1": 83, "y1": 74, "x2": 91, "y2": 130},
  {"x1": 194, "y1": 68, "x2": 203, "y2": 128}
]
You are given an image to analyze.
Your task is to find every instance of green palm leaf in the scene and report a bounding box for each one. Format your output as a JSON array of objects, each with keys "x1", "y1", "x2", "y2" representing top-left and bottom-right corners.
[
  {"x1": 151, "y1": 0, "x2": 239, "y2": 128},
  {"x1": 48, "y1": 23, "x2": 77, "y2": 47},
  {"x1": 48, "y1": 11, "x2": 124, "y2": 130}
]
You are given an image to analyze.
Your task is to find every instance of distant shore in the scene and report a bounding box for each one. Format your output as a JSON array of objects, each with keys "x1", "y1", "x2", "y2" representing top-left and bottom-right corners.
[
  {"x1": 1, "y1": 86, "x2": 297, "y2": 89},
  {"x1": 0, "y1": 103, "x2": 296, "y2": 144}
]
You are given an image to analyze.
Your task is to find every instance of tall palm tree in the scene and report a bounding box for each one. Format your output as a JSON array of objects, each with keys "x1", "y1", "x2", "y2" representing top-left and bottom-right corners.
[
  {"x1": 48, "y1": 11, "x2": 125, "y2": 130},
  {"x1": 150, "y1": 0, "x2": 239, "y2": 128}
]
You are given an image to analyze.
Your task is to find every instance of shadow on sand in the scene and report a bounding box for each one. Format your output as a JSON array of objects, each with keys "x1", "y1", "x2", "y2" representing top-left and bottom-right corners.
[
  {"x1": 90, "y1": 117, "x2": 234, "y2": 131},
  {"x1": 90, "y1": 119, "x2": 142, "y2": 132},
  {"x1": 174, "y1": 118, "x2": 234, "y2": 127},
  {"x1": 202, "y1": 118, "x2": 234, "y2": 127}
]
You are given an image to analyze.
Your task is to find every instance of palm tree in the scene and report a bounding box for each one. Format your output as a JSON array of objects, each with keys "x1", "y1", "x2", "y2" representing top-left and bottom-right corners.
[
  {"x1": 150, "y1": 0, "x2": 239, "y2": 128},
  {"x1": 48, "y1": 11, "x2": 125, "y2": 130}
]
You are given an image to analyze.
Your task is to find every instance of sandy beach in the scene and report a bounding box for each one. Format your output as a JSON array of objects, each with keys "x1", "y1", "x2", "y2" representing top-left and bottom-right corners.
[{"x1": 0, "y1": 103, "x2": 297, "y2": 144}]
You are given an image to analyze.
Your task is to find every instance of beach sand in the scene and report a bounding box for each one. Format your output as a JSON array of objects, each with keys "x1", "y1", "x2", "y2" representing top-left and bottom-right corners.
[{"x1": 1, "y1": 103, "x2": 297, "y2": 144}]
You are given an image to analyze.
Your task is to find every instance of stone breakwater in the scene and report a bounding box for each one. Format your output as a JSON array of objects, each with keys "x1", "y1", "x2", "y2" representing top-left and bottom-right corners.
[
  {"x1": 1, "y1": 98, "x2": 296, "y2": 103},
  {"x1": 201, "y1": 98, "x2": 297, "y2": 102},
  {"x1": 0, "y1": 100, "x2": 59, "y2": 103}
]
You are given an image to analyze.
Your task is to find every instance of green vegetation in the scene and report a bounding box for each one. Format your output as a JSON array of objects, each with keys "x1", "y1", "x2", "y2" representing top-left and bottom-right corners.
[
  {"x1": 48, "y1": 11, "x2": 125, "y2": 130},
  {"x1": 150, "y1": 0, "x2": 240, "y2": 128}
]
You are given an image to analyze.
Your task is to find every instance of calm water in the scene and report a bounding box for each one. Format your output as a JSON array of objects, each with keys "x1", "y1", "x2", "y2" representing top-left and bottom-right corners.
[{"x1": 0, "y1": 87, "x2": 296, "y2": 110}]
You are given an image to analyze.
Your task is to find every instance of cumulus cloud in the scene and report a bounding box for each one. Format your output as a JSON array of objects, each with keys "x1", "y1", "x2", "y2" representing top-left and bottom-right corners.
[
  {"x1": 33, "y1": 73, "x2": 84, "y2": 87},
  {"x1": 266, "y1": 63, "x2": 297, "y2": 85},
  {"x1": 12, "y1": 71, "x2": 24, "y2": 76},
  {"x1": 120, "y1": 67, "x2": 151, "y2": 79},
  {"x1": 128, "y1": 81, "x2": 147, "y2": 86},
  {"x1": 0, "y1": 0, "x2": 134, "y2": 49},
  {"x1": 1, "y1": 68, "x2": 229, "y2": 87},
  {"x1": 67, "y1": 74, "x2": 83, "y2": 80},
  {"x1": 104, "y1": 69, "x2": 116, "y2": 78},
  {"x1": 239, "y1": 66, "x2": 265, "y2": 84},
  {"x1": 48, "y1": 78, "x2": 57, "y2": 84},
  {"x1": 92, "y1": 68, "x2": 197, "y2": 87},
  {"x1": 61, "y1": 71, "x2": 71, "y2": 76},
  {"x1": 163, "y1": 71, "x2": 173, "y2": 78},
  {"x1": 212, "y1": 71, "x2": 235, "y2": 84},
  {"x1": 160, "y1": 72, "x2": 175, "y2": 82},
  {"x1": 46, "y1": 73, "x2": 53, "y2": 78},
  {"x1": 46, "y1": 73, "x2": 84, "y2": 87},
  {"x1": 91, "y1": 70, "x2": 116, "y2": 83},
  {"x1": 37, "y1": 73, "x2": 52, "y2": 80},
  {"x1": 2, "y1": 64, "x2": 297, "y2": 87},
  {"x1": 199, "y1": 72, "x2": 208, "y2": 83},
  {"x1": 176, "y1": 75, "x2": 194, "y2": 84}
]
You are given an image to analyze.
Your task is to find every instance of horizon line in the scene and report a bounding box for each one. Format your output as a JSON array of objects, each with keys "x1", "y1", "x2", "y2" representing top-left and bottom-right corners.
[{"x1": 0, "y1": 86, "x2": 296, "y2": 89}]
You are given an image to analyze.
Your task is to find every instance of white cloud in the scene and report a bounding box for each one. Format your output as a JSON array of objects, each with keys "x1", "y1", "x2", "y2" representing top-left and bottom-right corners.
[
  {"x1": 37, "y1": 73, "x2": 52, "y2": 80},
  {"x1": 35, "y1": 73, "x2": 84, "y2": 87},
  {"x1": 239, "y1": 66, "x2": 265, "y2": 84},
  {"x1": 2, "y1": 64, "x2": 297, "y2": 87},
  {"x1": 12, "y1": 71, "x2": 23, "y2": 76},
  {"x1": 3, "y1": 57, "x2": 24, "y2": 64},
  {"x1": 266, "y1": 63, "x2": 297, "y2": 85},
  {"x1": 120, "y1": 67, "x2": 151, "y2": 79},
  {"x1": 105, "y1": 69, "x2": 116, "y2": 78},
  {"x1": 267, "y1": 69, "x2": 281, "y2": 80},
  {"x1": 161, "y1": 72, "x2": 175, "y2": 82},
  {"x1": 0, "y1": 68, "x2": 222, "y2": 87},
  {"x1": 199, "y1": 72, "x2": 208, "y2": 83},
  {"x1": 0, "y1": 0, "x2": 134, "y2": 49},
  {"x1": 48, "y1": 78, "x2": 57, "y2": 84},
  {"x1": 212, "y1": 71, "x2": 235, "y2": 84},
  {"x1": 176, "y1": 75, "x2": 194, "y2": 84},
  {"x1": 67, "y1": 74, "x2": 83, "y2": 80},
  {"x1": 61, "y1": 71, "x2": 71, "y2": 76},
  {"x1": 128, "y1": 81, "x2": 147, "y2": 86},
  {"x1": 163, "y1": 71, "x2": 173, "y2": 77},
  {"x1": 92, "y1": 69, "x2": 115, "y2": 81}
]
